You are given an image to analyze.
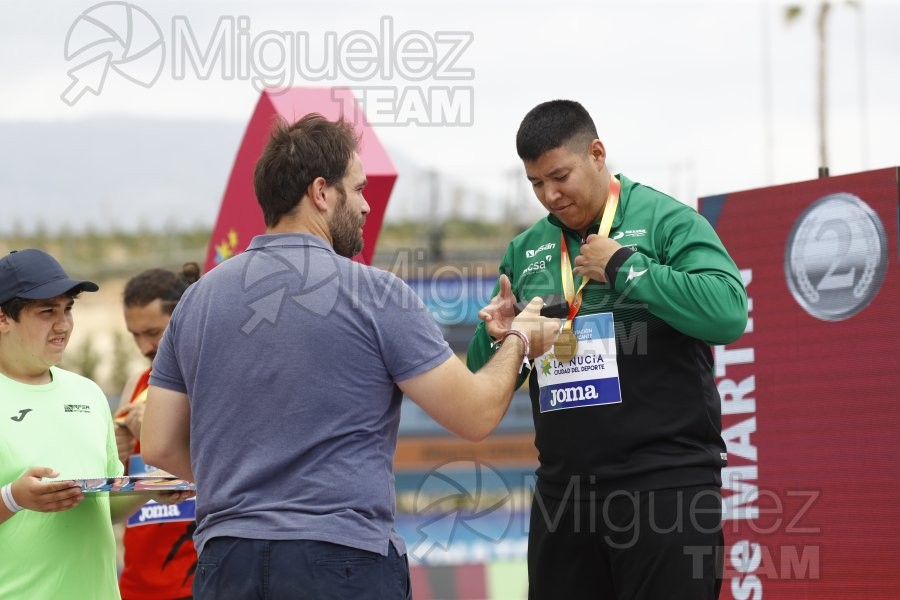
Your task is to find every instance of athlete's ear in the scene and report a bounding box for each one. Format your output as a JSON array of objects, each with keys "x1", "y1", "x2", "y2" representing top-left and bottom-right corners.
[{"x1": 588, "y1": 139, "x2": 606, "y2": 171}]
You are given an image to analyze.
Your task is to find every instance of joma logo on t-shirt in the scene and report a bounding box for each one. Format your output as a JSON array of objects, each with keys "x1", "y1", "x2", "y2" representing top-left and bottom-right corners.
[
  {"x1": 64, "y1": 404, "x2": 91, "y2": 413},
  {"x1": 139, "y1": 503, "x2": 181, "y2": 523}
]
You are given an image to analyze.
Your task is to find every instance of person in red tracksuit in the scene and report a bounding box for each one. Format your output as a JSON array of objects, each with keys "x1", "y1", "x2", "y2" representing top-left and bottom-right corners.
[{"x1": 115, "y1": 264, "x2": 200, "y2": 600}]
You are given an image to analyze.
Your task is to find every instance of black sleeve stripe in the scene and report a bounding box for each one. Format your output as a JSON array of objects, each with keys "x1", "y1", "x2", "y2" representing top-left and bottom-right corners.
[{"x1": 605, "y1": 246, "x2": 635, "y2": 289}]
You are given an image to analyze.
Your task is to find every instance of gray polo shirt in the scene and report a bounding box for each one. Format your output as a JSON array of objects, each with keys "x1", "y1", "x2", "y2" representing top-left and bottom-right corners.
[{"x1": 150, "y1": 234, "x2": 453, "y2": 556}]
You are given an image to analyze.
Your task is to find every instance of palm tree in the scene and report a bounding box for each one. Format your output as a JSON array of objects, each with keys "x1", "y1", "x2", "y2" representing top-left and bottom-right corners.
[{"x1": 785, "y1": 1, "x2": 861, "y2": 172}]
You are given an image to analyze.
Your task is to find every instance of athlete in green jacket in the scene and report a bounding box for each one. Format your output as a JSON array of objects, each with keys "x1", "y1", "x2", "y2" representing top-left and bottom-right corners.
[{"x1": 467, "y1": 100, "x2": 747, "y2": 600}]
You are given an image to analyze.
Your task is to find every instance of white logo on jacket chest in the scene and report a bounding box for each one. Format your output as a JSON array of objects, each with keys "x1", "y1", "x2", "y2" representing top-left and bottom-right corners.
[
  {"x1": 521, "y1": 257, "x2": 551, "y2": 276},
  {"x1": 525, "y1": 242, "x2": 556, "y2": 258}
]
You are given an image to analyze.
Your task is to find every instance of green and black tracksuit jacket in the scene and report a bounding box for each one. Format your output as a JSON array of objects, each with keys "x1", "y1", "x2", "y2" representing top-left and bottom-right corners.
[{"x1": 467, "y1": 174, "x2": 748, "y2": 500}]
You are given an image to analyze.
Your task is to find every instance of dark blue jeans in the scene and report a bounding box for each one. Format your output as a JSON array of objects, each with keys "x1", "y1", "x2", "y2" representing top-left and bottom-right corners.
[{"x1": 193, "y1": 537, "x2": 412, "y2": 600}]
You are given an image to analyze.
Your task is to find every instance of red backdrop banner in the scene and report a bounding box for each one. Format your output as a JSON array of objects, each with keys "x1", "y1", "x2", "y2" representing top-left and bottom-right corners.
[{"x1": 700, "y1": 167, "x2": 900, "y2": 599}]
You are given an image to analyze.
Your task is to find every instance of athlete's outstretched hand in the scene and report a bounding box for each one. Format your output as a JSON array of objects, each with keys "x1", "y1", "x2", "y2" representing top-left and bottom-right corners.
[{"x1": 477, "y1": 274, "x2": 518, "y2": 340}]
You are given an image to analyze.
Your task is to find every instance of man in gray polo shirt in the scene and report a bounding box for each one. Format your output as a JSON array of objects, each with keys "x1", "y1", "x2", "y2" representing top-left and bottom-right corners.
[{"x1": 141, "y1": 114, "x2": 560, "y2": 599}]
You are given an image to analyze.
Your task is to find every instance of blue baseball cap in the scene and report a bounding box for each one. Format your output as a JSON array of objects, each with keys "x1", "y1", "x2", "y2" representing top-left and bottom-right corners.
[{"x1": 0, "y1": 249, "x2": 99, "y2": 304}]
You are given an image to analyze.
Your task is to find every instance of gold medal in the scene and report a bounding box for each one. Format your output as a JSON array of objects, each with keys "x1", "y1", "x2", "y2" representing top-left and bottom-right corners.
[{"x1": 554, "y1": 327, "x2": 578, "y2": 363}]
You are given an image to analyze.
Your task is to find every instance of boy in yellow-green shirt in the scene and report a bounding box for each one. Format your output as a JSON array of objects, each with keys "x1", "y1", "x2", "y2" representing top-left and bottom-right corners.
[{"x1": 0, "y1": 249, "x2": 191, "y2": 599}]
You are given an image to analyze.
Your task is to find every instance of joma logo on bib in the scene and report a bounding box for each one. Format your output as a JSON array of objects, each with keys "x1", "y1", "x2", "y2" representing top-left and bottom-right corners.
[
  {"x1": 550, "y1": 384, "x2": 599, "y2": 407},
  {"x1": 537, "y1": 313, "x2": 622, "y2": 414}
]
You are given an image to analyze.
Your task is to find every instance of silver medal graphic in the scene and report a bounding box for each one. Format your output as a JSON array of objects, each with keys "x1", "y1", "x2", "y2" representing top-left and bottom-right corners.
[{"x1": 784, "y1": 193, "x2": 887, "y2": 321}]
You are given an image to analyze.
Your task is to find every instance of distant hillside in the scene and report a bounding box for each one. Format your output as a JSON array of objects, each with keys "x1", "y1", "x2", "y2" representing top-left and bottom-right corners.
[
  {"x1": 0, "y1": 118, "x2": 241, "y2": 234},
  {"x1": 0, "y1": 118, "x2": 501, "y2": 236}
]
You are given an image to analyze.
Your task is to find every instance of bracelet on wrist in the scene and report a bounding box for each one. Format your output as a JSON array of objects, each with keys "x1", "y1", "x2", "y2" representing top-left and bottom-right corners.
[
  {"x1": 502, "y1": 329, "x2": 530, "y2": 356},
  {"x1": 502, "y1": 328, "x2": 532, "y2": 373},
  {"x1": 1, "y1": 483, "x2": 23, "y2": 513}
]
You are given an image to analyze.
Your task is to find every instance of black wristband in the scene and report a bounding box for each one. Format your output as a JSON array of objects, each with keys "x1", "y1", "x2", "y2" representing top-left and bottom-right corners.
[{"x1": 605, "y1": 247, "x2": 635, "y2": 288}]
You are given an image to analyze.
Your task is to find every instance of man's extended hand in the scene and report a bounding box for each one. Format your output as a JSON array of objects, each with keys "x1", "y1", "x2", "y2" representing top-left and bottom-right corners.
[
  {"x1": 573, "y1": 234, "x2": 622, "y2": 282},
  {"x1": 143, "y1": 468, "x2": 196, "y2": 505},
  {"x1": 149, "y1": 490, "x2": 196, "y2": 505},
  {"x1": 477, "y1": 274, "x2": 518, "y2": 340},
  {"x1": 510, "y1": 297, "x2": 561, "y2": 358}
]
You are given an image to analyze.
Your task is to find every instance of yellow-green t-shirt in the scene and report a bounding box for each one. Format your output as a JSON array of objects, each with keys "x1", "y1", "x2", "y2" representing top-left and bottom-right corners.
[{"x1": 0, "y1": 367, "x2": 124, "y2": 599}]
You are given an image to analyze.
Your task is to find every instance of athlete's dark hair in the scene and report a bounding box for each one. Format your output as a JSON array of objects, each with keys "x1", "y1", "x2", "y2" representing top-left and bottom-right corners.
[{"x1": 516, "y1": 100, "x2": 599, "y2": 161}]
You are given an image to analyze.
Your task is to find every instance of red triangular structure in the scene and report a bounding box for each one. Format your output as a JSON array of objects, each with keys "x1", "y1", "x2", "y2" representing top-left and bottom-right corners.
[{"x1": 205, "y1": 87, "x2": 396, "y2": 271}]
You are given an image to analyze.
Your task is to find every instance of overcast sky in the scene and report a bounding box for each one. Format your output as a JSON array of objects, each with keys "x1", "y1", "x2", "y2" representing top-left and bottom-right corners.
[{"x1": 1, "y1": 0, "x2": 898, "y2": 231}]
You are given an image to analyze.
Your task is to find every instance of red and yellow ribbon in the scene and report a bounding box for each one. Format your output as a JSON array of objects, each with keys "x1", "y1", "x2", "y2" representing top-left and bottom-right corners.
[{"x1": 559, "y1": 175, "x2": 621, "y2": 327}]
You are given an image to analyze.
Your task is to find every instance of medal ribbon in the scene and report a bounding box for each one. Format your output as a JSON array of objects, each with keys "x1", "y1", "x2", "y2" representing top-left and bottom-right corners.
[{"x1": 559, "y1": 175, "x2": 621, "y2": 331}]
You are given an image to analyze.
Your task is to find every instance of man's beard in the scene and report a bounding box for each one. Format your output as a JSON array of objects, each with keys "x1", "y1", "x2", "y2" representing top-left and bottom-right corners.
[{"x1": 330, "y1": 185, "x2": 364, "y2": 258}]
